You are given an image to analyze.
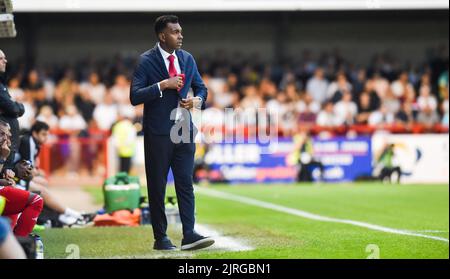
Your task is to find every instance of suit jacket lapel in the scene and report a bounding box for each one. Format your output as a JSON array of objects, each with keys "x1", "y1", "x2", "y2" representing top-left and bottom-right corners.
[
  {"x1": 176, "y1": 49, "x2": 185, "y2": 74},
  {"x1": 153, "y1": 43, "x2": 170, "y2": 79},
  {"x1": 176, "y1": 49, "x2": 189, "y2": 98}
]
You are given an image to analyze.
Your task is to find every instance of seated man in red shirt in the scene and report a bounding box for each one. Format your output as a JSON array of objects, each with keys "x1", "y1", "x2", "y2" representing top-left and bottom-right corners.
[{"x1": 0, "y1": 120, "x2": 43, "y2": 237}]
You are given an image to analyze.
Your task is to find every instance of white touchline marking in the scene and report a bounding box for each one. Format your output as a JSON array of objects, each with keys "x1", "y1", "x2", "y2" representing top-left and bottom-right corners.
[
  {"x1": 406, "y1": 230, "x2": 449, "y2": 233},
  {"x1": 195, "y1": 224, "x2": 254, "y2": 252},
  {"x1": 196, "y1": 187, "x2": 449, "y2": 244}
]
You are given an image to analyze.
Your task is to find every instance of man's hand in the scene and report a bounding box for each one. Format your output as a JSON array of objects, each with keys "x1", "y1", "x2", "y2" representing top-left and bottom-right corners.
[
  {"x1": 5, "y1": 169, "x2": 15, "y2": 179},
  {"x1": 160, "y1": 76, "x2": 184, "y2": 91},
  {"x1": 180, "y1": 97, "x2": 202, "y2": 110},
  {"x1": 15, "y1": 160, "x2": 34, "y2": 181},
  {"x1": 0, "y1": 178, "x2": 15, "y2": 187}
]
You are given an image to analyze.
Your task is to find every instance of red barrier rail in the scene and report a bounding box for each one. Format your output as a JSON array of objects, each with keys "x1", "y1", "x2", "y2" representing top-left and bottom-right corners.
[{"x1": 38, "y1": 128, "x2": 110, "y2": 179}]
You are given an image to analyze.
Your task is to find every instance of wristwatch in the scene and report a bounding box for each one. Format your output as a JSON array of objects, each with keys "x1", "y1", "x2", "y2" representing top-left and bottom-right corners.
[{"x1": 0, "y1": 158, "x2": 7, "y2": 164}]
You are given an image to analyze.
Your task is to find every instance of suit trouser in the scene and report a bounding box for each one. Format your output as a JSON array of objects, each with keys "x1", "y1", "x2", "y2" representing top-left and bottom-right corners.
[{"x1": 144, "y1": 132, "x2": 196, "y2": 241}]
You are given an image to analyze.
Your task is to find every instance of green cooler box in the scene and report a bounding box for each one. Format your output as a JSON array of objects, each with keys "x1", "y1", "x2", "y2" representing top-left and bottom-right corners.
[{"x1": 103, "y1": 172, "x2": 141, "y2": 213}]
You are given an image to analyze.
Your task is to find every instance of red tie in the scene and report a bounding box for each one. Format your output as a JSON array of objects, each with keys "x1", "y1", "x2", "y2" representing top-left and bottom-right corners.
[{"x1": 168, "y1": 55, "x2": 177, "y2": 77}]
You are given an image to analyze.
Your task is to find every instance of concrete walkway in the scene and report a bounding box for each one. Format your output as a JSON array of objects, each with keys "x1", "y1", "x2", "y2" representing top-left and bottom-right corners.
[{"x1": 47, "y1": 175, "x2": 102, "y2": 213}]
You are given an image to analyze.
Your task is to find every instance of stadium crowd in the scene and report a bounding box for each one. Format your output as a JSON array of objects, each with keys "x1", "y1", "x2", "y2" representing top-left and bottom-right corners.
[
  {"x1": 5, "y1": 46, "x2": 449, "y2": 139},
  {"x1": 0, "y1": 46, "x2": 446, "y2": 182}
]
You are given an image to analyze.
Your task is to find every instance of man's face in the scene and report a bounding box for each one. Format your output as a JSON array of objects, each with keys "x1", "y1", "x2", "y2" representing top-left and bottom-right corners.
[
  {"x1": 0, "y1": 51, "x2": 7, "y2": 73},
  {"x1": 0, "y1": 124, "x2": 12, "y2": 148},
  {"x1": 160, "y1": 22, "x2": 183, "y2": 51},
  {"x1": 33, "y1": 129, "x2": 49, "y2": 145}
]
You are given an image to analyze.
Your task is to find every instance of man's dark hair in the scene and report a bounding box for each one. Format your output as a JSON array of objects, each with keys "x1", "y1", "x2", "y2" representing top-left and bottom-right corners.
[
  {"x1": 31, "y1": 121, "x2": 49, "y2": 134},
  {"x1": 154, "y1": 15, "x2": 179, "y2": 36}
]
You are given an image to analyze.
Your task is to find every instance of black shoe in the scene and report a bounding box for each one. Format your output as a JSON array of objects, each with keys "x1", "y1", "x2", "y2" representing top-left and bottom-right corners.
[
  {"x1": 181, "y1": 233, "x2": 215, "y2": 251},
  {"x1": 82, "y1": 213, "x2": 97, "y2": 223},
  {"x1": 153, "y1": 238, "x2": 177, "y2": 251}
]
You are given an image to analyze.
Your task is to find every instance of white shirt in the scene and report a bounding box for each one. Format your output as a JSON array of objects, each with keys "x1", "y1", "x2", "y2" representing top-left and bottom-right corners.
[
  {"x1": 368, "y1": 111, "x2": 394, "y2": 126},
  {"x1": 80, "y1": 82, "x2": 106, "y2": 105},
  {"x1": 417, "y1": 95, "x2": 438, "y2": 111},
  {"x1": 93, "y1": 104, "x2": 118, "y2": 131},
  {"x1": 29, "y1": 136, "x2": 38, "y2": 166},
  {"x1": 59, "y1": 114, "x2": 87, "y2": 131},
  {"x1": 316, "y1": 111, "x2": 343, "y2": 127},
  {"x1": 156, "y1": 43, "x2": 202, "y2": 121},
  {"x1": 306, "y1": 77, "x2": 329, "y2": 104},
  {"x1": 334, "y1": 101, "x2": 357, "y2": 124},
  {"x1": 158, "y1": 43, "x2": 182, "y2": 82}
]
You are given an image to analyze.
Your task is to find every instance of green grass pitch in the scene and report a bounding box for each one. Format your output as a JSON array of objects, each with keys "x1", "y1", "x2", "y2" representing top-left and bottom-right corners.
[{"x1": 40, "y1": 183, "x2": 449, "y2": 259}]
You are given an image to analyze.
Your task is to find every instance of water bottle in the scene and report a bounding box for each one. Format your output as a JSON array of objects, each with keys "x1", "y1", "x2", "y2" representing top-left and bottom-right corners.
[
  {"x1": 35, "y1": 236, "x2": 44, "y2": 259},
  {"x1": 141, "y1": 207, "x2": 150, "y2": 225}
]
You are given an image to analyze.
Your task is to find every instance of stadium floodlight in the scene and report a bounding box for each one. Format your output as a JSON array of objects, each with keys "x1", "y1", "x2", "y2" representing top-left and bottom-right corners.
[
  {"x1": 0, "y1": 0, "x2": 16, "y2": 38},
  {"x1": 0, "y1": 0, "x2": 13, "y2": 13}
]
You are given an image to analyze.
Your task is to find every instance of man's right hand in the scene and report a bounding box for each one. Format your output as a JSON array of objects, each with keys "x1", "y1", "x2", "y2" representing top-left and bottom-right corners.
[{"x1": 160, "y1": 76, "x2": 184, "y2": 91}]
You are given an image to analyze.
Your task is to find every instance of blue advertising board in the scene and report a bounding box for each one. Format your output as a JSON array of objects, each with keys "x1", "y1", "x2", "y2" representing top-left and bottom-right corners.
[{"x1": 166, "y1": 136, "x2": 372, "y2": 184}]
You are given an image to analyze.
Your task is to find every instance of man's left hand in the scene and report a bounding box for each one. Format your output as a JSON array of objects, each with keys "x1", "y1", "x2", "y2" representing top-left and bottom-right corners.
[{"x1": 180, "y1": 97, "x2": 202, "y2": 110}]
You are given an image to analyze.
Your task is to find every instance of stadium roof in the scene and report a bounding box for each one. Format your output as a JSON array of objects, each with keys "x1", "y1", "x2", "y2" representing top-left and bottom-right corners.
[{"x1": 11, "y1": 0, "x2": 450, "y2": 12}]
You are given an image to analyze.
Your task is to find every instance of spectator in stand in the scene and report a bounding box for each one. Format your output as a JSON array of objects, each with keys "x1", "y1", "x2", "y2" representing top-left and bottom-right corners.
[
  {"x1": 417, "y1": 105, "x2": 440, "y2": 130},
  {"x1": 316, "y1": 101, "x2": 342, "y2": 127},
  {"x1": 59, "y1": 105, "x2": 87, "y2": 132},
  {"x1": 23, "y1": 70, "x2": 47, "y2": 110},
  {"x1": 417, "y1": 85, "x2": 438, "y2": 112},
  {"x1": 296, "y1": 92, "x2": 321, "y2": 114},
  {"x1": 297, "y1": 93, "x2": 319, "y2": 129},
  {"x1": 212, "y1": 82, "x2": 234, "y2": 109},
  {"x1": 351, "y1": 68, "x2": 367, "y2": 103},
  {"x1": 259, "y1": 76, "x2": 278, "y2": 102},
  {"x1": 356, "y1": 93, "x2": 374, "y2": 124},
  {"x1": 240, "y1": 84, "x2": 264, "y2": 110},
  {"x1": 7, "y1": 77, "x2": 24, "y2": 102},
  {"x1": 266, "y1": 91, "x2": 288, "y2": 124},
  {"x1": 334, "y1": 91, "x2": 358, "y2": 126},
  {"x1": 93, "y1": 92, "x2": 118, "y2": 131},
  {"x1": 383, "y1": 89, "x2": 401, "y2": 116},
  {"x1": 326, "y1": 72, "x2": 352, "y2": 104},
  {"x1": 54, "y1": 70, "x2": 79, "y2": 116},
  {"x1": 226, "y1": 73, "x2": 240, "y2": 93},
  {"x1": 36, "y1": 105, "x2": 59, "y2": 130},
  {"x1": 266, "y1": 91, "x2": 296, "y2": 135},
  {"x1": 368, "y1": 105, "x2": 394, "y2": 127},
  {"x1": 362, "y1": 79, "x2": 381, "y2": 111},
  {"x1": 285, "y1": 82, "x2": 301, "y2": 104},
  {"x1": 111, "y1": 75, "x2": 135, "y2": 121},
  {"x1": 372, "y1": 72, "x2": 390, "y2": 99},
  {"x1": 75, "y1": 82, "x2": 96, "y2": 125},
  {"x1": 395, "y1": 101, "x2": 415, "y2": 127},
  {"x1": 306, "y1": 67, "x2": 329, "y2": 104},
  {"x1": 79, "y1": 72, "x2": 106, "y2": 105},
  {"x1": 438, "y1": 69, "x2": 449, "y2": 100},
  {"x1": 42, "y1": 67, "x2": 56, "y2": 102},
  {"x1": 391, "y1": 71, "x2": 416, "y2": 103},
  {"x1": 279, "y1": 70, "x2": 302, "y2": 92},
  {"x1": 9, "y1": 78, "x2": 36, "y2": 132},
  {"x1": 417, "y1": 72, "x2": 432, "y2": 95},
  {"x1": 110, "y1": 74, "x2": 130, "y2": 105},
  {"x1": 59, "y1": 105, "x2": 86, "y2": 177}
]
